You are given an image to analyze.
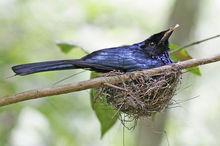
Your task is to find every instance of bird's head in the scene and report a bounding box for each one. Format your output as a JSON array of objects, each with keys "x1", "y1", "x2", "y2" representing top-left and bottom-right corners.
[{"x1": 141, "y1": 24, "x2": 179, "y2": 56}]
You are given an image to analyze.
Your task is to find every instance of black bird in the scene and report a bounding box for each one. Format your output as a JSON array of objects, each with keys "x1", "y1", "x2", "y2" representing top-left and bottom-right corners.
[{"x1": 12, "y1": 25, "x2": 179, "y2": 76}]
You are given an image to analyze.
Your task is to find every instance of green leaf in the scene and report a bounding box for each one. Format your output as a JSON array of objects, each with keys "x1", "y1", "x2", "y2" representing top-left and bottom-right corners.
[
  {"x1": 90, "y1": 72, "x2": 119, "y2": 138},
  {"x1": 57, "y1": 42, "x2": 89, "y2": 54},
  {"x1": 169, "y1": 44, "x2": 179, "y2": 51},
  {"x1": 186, "y1": 67, "x2": 201, "y2": 76},
  {"x1": 169, "y1": 44, "x2": 201, "y2": 76}
]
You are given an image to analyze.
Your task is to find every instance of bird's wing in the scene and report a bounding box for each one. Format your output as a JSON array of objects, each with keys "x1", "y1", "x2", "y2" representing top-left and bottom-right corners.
[
  {"x1": 79, "y1": 47, "x2": 127, "y2": 71},
  {"x1": 79, "y1": 45, "x2": 152, "y2": 72}
]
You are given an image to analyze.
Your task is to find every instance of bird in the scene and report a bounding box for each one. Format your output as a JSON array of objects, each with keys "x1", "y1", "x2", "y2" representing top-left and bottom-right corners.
[{"x1": 12, "y1": 25, "x2": 179, "y2": 76}]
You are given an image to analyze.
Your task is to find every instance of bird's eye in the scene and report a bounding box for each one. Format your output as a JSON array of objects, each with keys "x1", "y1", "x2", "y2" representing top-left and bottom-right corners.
[{"x1": 149, "y1": 42, "x2": 156, "y2": 47}]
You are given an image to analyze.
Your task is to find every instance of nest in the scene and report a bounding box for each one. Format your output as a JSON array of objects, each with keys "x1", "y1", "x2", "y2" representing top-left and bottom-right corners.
[{"x1": 96, "y1": 68, "x2": 182, "y2": 119}]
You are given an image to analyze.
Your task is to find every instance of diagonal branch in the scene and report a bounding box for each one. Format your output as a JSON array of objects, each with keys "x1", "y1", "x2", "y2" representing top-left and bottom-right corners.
[
  {"x1": 1, "y1": 54, "x2": 220, "y2": 107},
  {"x1": 170, "y1": 34, "x2": 220, "y2": 54}
]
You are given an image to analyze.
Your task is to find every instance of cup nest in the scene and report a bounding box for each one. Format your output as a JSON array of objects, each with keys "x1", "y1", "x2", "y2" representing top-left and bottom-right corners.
[{"x1": 96, "y1": 69, "x2": 182, "y2": 119}]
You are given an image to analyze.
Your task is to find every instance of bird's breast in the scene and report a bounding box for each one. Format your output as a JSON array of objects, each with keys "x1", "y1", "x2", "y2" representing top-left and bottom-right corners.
[{"x1": 124, "y1": 48, "x2": 172, "y2": 71}]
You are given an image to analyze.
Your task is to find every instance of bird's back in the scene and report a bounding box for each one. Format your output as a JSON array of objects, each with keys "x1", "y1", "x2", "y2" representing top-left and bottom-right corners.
[{"x1": 82, "y1": 42, "x2": 172, "y2": 72}]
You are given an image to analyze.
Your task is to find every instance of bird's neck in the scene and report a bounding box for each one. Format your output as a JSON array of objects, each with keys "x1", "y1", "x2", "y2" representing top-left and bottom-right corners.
[{"x1": 152, "y1": 51, "x2": 173, "y2": 65}]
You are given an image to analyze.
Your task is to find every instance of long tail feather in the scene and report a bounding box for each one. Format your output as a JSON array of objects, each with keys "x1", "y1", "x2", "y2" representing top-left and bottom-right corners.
[{"x1": 12, "y1": 60, "x2": 77, "y2": 76}]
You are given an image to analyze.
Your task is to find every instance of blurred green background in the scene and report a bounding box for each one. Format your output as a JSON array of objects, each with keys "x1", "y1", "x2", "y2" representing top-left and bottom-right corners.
[{"x1": 1, "y1": 0, "x2": 220, "y2": 146}]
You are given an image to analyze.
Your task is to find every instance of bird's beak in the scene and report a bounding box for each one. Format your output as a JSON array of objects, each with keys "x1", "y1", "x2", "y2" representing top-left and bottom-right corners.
[{"x1": 158, "y1": 24, "x2": 179, "y2": 45}]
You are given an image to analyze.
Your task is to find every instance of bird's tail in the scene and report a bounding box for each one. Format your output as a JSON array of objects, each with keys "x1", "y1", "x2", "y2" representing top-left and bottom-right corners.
[{"x1": 12, "y1": 60, "x2": 78, "y2": 76}]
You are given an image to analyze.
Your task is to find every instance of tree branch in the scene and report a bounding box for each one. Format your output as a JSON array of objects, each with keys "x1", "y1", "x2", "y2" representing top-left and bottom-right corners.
[{"x1": 1, "y1": 54, "x2": 220, "y2": 107}]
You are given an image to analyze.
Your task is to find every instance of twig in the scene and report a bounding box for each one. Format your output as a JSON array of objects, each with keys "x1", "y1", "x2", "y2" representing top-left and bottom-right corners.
[
  {"x1": 52, "y1": 70, "x2": 86, "y2": 85},
  {"x1": 1, "y1": 54, "x2": 220, "y2": 107},
  {"x1": 103, "y1": 83, "x2": 127, "y2": 91},
  {"x1": 170, "y1": 34, "x2": 220, "y2": 54}
]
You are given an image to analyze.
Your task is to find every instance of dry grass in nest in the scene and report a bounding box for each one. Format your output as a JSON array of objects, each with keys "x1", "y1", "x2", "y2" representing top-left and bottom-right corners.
[{"x1": 96, "y1": 69, "x2": 182, "y2": 120}]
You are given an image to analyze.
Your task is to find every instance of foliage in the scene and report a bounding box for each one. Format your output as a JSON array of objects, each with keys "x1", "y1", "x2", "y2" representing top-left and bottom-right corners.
[
  {"x1": 57, "y1": 42, "x2": 89, "y2": 55},
  {"x1": 90, "y1": 72, "x2": 119, "y2": 138},
  {"x1": 170, "y1": 44, "x2": 201, "y2": 76}
]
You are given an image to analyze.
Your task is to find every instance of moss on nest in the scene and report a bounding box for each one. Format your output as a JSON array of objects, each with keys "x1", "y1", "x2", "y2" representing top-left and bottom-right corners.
[{"x1": 96, "y1": 69, "x2": 181, "y2": 119}]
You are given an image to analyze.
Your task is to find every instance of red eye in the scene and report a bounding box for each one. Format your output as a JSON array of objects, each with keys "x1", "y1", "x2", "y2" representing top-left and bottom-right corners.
[{"x1": 149, "y1": 42, "x2": 156, "y2": 47}]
